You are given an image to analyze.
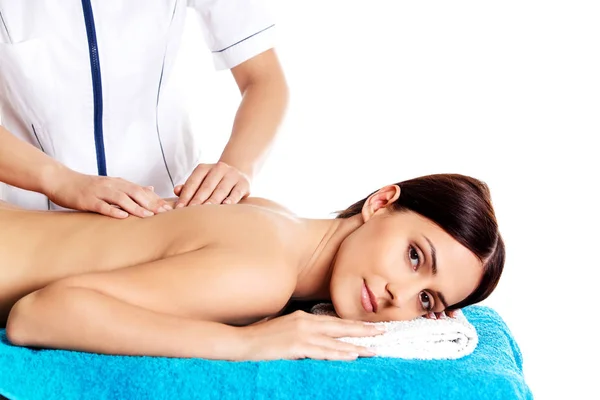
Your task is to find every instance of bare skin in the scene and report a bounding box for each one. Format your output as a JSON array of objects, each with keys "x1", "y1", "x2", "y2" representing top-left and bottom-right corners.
[
  {"x1": 1, "y1": 184, "x2": 484, "y2": 361},
  {"x1": 0, "y1": 196, "x2": 302, "y2": 324}
]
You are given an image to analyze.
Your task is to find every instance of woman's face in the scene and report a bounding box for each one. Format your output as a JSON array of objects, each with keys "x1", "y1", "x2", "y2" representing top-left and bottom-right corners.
[{"x1": 330, "y1": 186, "x2": 483, "y2": 322}]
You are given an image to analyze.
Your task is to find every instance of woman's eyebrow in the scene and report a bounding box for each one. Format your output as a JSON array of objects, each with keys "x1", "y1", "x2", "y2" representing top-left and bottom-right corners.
[
  {"x1": 422, "y1": 235, "x2": 449, "y2": 310},
  {"x1": 422, "y1": 235, "x2": 437, "y2": 275}
]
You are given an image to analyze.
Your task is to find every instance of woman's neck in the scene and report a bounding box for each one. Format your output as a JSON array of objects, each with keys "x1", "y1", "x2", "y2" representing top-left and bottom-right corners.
[{"x1": 292, "y1": 215, "x2": 363, "y2": 301}]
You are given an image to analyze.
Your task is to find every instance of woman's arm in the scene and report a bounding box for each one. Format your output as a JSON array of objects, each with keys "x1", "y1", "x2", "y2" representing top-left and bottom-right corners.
[
  {"x1": 6, "y1": 247, "x2": 382, "y2": 361},
  {"x1": 6, "y1": 248, "x2": 294, "y2": 360},
  {"x1": 6, "y1": 285, "x2": 245, "y2": 359}
]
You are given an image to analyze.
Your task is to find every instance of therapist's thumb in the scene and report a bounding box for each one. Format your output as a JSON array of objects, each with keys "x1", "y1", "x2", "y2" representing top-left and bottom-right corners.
[{"x1": 174, "y1": 185, "x2": 183, "y2": 196}]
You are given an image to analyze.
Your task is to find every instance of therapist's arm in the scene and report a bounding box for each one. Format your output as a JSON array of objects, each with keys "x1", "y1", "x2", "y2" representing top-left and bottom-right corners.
[
  {"x1": 0, "y1": 124, "x2": 168, "y2": 216},
  {"x1": 221, "y1": 48, "x2": 289, "y2": 182},
  {"x1": 0, "y1": 124, "x2": 67, "y2": 193},
  {"x1": 175, "y1": 49, "x2": 289, "y2": 207}
]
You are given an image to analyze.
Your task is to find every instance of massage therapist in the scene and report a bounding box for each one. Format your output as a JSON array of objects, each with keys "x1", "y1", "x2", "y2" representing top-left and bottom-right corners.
[{"x1": 0, "y1": 0, "x2": 288, "y2": 218}]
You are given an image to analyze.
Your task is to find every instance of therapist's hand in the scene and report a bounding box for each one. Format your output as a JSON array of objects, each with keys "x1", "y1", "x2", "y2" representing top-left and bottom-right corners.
[
  {"x1": 46, "y1": 170, "x2": 171, "y2": 219},
  {"x1": 173, "y1": 162, "x2": 251, "y2": 208}
]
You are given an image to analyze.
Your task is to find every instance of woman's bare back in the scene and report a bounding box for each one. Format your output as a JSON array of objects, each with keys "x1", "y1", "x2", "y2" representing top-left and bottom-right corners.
[{"x1": 0, "y1": 198, "x2": 301, "y2": 324}]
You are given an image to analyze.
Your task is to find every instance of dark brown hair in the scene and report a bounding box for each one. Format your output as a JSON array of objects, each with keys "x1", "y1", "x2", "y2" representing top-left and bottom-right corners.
[{"x1": 336, "y1": 173, "x2": 504, "y2": 310}]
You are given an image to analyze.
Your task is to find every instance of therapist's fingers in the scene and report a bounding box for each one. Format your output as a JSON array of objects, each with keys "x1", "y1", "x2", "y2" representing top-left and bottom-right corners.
[
  {"x1": 105, "y1": 191, "x2": 154, "y2": 218},
  {"x1": 222, "y1": 181, "x2": 250, "y2": 205},
  {"x1": 126, "y1": 185, "x2": 171, "y2": 214},
  {"x1": 95, "y1": 201, "x2": 129, "y2": 219},
  {"x1": 175, "y1": 164, "x2": 212, "y2": 208},
  {"x1": 202, "y1": 163, "x2": 251, "y2": 205},
  {"x1": 106, "y1": 179, "x2": 168, "y2": 215},
  {"x1": 201, "y1": 175, "x2": 239, "y2": 205},
  {"x1": 188, "y1": 166, "x2": 227, "y2": 206}
]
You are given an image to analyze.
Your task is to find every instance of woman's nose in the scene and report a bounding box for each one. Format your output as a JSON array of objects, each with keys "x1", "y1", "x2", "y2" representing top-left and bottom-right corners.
[{"x1": 386, "y1": 282, "x2": 420, "y2": 308}]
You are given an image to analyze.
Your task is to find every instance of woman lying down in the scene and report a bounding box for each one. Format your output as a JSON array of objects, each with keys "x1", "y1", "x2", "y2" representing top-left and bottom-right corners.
[{"x1": 1, "y1": 173, "x2": 504, "y2": 361}]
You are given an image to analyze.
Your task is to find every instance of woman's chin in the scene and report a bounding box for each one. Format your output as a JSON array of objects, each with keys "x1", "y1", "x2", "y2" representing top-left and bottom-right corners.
[
  {"x1": 331, "y1": 300, "x2": 360, "y2": 321},
  {"x1": 329, "y1": 299, "x2": 346, "y2": 319}
]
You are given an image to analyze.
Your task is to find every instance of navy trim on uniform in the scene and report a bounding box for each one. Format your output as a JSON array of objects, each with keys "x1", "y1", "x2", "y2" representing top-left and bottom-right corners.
[
  {"x1": 155, "y1": 1, "x2": 178, "y2": 189},
  {"x1": 31, "y1": 125, "x2": 45, "y2": 153},
  {"x1": 81, "y1": 0, "x2": 107, "y2": 176},
  {"x1": 212, "y1": 24, "x2": 275, "y2": 53},
  {"x1": 155, "y1": 56, "x2": 174, "y2": 188},
  {"x1": 0, "y1": 10, "x2": 13, "y2": 43}
]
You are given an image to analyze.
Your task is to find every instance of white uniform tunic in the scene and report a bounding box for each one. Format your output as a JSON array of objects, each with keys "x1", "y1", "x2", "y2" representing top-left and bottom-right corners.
[{"x1": 0, "y1": 0, "x2": 275, "y2": 209}]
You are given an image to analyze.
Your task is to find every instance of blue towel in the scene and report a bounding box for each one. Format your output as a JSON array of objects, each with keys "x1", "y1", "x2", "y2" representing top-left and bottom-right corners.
[{"x1": 0, "y1": 306, "x2": 531, "y2": 400}]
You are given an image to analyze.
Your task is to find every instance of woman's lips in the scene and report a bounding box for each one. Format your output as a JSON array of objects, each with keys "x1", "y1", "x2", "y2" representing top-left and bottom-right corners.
[{"x1": 361, "y1": 281, "x2": 378, "y2": 313}]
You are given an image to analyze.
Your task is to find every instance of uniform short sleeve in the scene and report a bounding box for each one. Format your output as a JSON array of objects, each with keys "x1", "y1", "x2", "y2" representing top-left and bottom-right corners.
[{"x1": 187, "y1": 0, "x2": 276, "y2": 70}]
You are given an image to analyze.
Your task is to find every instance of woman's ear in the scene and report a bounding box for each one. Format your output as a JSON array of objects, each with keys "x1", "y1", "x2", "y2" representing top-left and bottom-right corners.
[{"x1": 361, "y1": 185, "x2": 401, "y2": 222}]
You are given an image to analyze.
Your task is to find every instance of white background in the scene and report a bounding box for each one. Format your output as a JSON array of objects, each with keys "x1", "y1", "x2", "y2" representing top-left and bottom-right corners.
[{"x1": 174, "y1": 1, "x2": 599, "y2": 399}]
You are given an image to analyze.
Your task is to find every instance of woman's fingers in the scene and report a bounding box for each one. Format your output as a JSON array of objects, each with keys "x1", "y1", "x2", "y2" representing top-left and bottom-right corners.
[
  {"x1": 243, "y1": 311, "x2": 383, "y2": 361},
  {"x1": 298, "y1": 344, "x2": 361, "y2": 361},
  {"x1": 295, "y1": 335, "x2": 376, "y2": 360},
  {"x1": 310, "y1": 336, "x2": 375, "y2": 358},
  {"x1": 307, "y1": 315, "x2": 385, "y2": 338},
  {"x1": 425, "y1": 311, "x2": 458, "y2": 319},
  {"x1": 289, "y1": 311, "x2": 384, "y2": 338}
]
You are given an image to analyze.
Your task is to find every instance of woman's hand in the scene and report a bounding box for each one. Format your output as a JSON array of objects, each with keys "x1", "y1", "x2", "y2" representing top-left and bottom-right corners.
[
  {"x1": 45, "y1": 169, "x2": 171, "y2": 218},
  {"x1": 425, "y1": 310, "x2": 456, "y2": 319},
  {"x1": 239, "y1": 310, "x2": 384, "y2": 361}
]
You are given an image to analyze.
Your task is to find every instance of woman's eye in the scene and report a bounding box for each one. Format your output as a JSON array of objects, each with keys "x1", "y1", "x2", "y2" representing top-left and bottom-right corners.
[
  {"x1": 409, "y1": 246, "x2": 420, "y2": 270},
  {"x1": 419, "y1": 291, "x2": 433, "y2": 312}
]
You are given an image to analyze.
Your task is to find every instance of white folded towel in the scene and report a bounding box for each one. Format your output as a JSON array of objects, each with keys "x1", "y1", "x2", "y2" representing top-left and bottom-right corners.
[{"x1": 310, "y1": 303, "x2": 478, "y2": 360}]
